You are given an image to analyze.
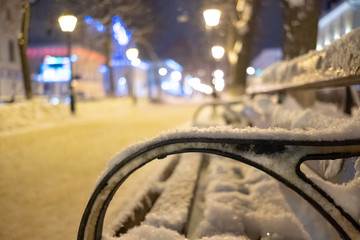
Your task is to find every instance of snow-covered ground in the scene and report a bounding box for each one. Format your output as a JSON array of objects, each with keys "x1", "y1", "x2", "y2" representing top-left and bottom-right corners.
[
  {"x1": 0, "y1": 97, "x2": 197, "y2": 136},
  {"x1": 0, "y1": 98, "x2": 198, "y2": 240}
]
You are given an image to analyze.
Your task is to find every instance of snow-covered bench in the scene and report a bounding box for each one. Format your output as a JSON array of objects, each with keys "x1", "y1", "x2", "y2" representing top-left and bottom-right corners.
[
  {"x1": 246, "y1": 28, "x2": 360, "y2": 97},
  {"x1": 78, "y1": 30, "x2": 360, "y2": 240}
]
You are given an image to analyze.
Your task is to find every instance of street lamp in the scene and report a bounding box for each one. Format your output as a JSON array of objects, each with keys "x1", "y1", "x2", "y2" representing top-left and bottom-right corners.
[
  {"x1": 125, "y1": 48, "x2": 140, "y2": 104},
  {"x1": 203, "y1": 9, "x2": 221, "y2": 27},
  {"x1": 211, "y1": 45, "x2": 225, "y2": 60},
  {"x1": 203, "y1": 8, "x2": 222, "y2": 100},
  {"x1": 58, "y1": 15, "x2": 77, "y2": 114},
  {"x1": 126, "y1": 48, "x2": 139, "y2": 61},
  {"x1": 158, "y1": 67, "x2": 167, "y2": 76}
]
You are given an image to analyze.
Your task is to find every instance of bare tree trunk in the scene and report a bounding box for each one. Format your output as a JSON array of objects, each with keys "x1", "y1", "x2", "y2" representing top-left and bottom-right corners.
[
  {"x1": 104, "y1": 22, "x2": 115, "y2": 97},
  {"x1": 281, "y1": 0, "x2": 320, "y2": 60},
  {"x1": 136, "y1": 39, "x2": 162, "y2": 101},
  {"x1": 18, "y1": 0, "x2": 32, "y2": 100},
  {"x1": 281, "y1": 0, "x2": 320, "y2": 107},
  {"x1": 230, "y1": 0, "x2": 259, "y2": 96}
]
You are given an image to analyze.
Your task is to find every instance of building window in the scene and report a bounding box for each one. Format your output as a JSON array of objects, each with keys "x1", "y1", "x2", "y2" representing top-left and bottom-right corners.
[{"x1": 8, "y1": 40, "x2": 15, "y2": 63}]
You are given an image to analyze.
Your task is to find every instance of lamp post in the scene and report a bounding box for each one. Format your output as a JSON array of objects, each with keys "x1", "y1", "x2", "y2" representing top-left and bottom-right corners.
[
  {"x1": 126, "y1": 48, "x2": 139, "y2": 104},
  {"x1": 203, "y1": 9, "x2": 222, "y2": 99},
  {"x1": 58, "y1": 15, "x2": 77, "y2": 114}
]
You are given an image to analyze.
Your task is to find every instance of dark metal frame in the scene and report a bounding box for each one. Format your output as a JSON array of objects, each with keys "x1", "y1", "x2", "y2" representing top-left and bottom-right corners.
[
  {"x1": 78, "y1": 136, "x2": 360, "y2": 240},
  {"x1": 192, "y1": 100, "x2": 244, "y2": 126}
]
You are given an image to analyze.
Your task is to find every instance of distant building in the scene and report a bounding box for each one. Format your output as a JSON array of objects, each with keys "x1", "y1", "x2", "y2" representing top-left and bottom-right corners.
[
  {"x1": 110, "y1": 59, "x2": 149, "y2": 98},
  {"x1": 26, "y1": 1, "x2": 148, "y2": 101},
  {"x1": 317, "y1": 0, "x2": 360, "y2": 50},
  {"x1": 27, "y1": 46, "x2": 106, "y2": 100},
  {"x1": 0, "y1": 0, "x2": 23, "y2": 101},
  {"x1": 148, "y1": 59, "x2": 184, "y2": 98},
  {"x1": 27, "y1": 1, "x2": 108, "y2": 100}
]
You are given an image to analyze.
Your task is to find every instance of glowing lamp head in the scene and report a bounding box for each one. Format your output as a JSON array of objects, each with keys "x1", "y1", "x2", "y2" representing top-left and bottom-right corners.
[
  {"x1": 171, "y1": 71, "x2": 182, "y2": 81},
  {"x1": 246, "y1": 66, "x2": 255, "y2": 75},
  {"x1": 211, "y1": 46, "x2": 225, "y2": 60},
  {"x1": 158, "y1": 67, "x2": 168, "y2": 76},
  {"x1": 58, "y1": 15, "x2": 78, "y2": 32},
  {"x1": 126, "y1": 48, "x2": 139, "y2": 61},
  {"x1": 213, "y1": 69, "x2": 224, "y2": 79},
  {"x1": 203, "y1": 9, "x2": 221, "y2": 27}
]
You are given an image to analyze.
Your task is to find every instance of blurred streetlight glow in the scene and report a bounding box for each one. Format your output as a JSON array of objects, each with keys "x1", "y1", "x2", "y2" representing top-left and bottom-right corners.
[
  {"x1": 188, "y1": 77, "x2": 213, "y2": 95},
  {"x1": 171, "y1": 71, "x2": 182, "y2": 81},
  {"x1": 158, "y1": 67, "x2": 168, "y2": 76},
  {"x1": 58, "y1": 14, "x2": 77, "y2": 114},
  {"x1": 131, "y1": 58, "x2": 141, "y2": 66},
  {"x1": 188, "y1": 77, "x2": 201, "y2": 88},
  {"x1": 200, "y1": 84, "x2": 213, "y2": 95},
  {"x1": 213, "y1": 69, "x2": 224, "y2": 79},
  {"x1": 211, "y1": 46, "x2": 225, "y2": 60},
  {"x1": 126, "y1": 48, "x2": 139, "y2": 61},
  {"x1": 203, "y1": 9, "x2": 221, "y2": 27},
  {"x1": 214, "y1": 78, "x2": 225, "y2": 91},
  {"x1": 58, "y1": 15, "x2": 77, "y2": 32},
  {"x1": 246, "y1": 66, "x2": 255, "y2": 75}
]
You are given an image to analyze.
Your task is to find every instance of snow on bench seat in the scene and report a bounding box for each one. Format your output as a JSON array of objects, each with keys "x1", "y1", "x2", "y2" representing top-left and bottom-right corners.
[
  {"x1": 246, "y1": 28, "x2": 360, "y2": 94},
  {"x1": 196, "y1": 157, "x2": 310, "y2": 240},
  {"x1": 143, "y1": 153, "x2": 202, "y2": 233},
  {"x1": 105, "y1": 154, "x2": 202, "y2": 239},
  {"x1": 241, "y1": 95, "x2": 350, "y2": 130},
  {"x1": 105, "y1": 157, "x2": 177, "y2": 237}
]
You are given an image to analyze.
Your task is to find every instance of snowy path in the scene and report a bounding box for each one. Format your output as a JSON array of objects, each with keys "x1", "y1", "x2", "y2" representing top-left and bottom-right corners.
[{"x1": 0, "y1": 100, "x2": 197, "y2": 240}]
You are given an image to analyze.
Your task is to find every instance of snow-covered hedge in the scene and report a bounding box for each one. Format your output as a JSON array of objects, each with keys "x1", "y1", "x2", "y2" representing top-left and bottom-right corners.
[
  {"x1": 0, "y1": 98, "x2": 69, "y2": 133},
  {"x1": 0, "y1": 98, "x2": 134, "y2": 134}
]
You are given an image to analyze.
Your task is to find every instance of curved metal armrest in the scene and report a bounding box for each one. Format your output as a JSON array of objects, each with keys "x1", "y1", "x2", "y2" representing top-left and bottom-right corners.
[{"x1": 78, "y1": 133, "x2": 360, "y2": 240}]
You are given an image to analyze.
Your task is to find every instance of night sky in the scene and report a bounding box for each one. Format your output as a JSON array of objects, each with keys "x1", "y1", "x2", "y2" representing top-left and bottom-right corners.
[
  {"x1": 29, "y1": 0, "x2": 342, "y2": 74},
  {"x1": 147, "y1": 0, "x2": 285, "y2": 72}
]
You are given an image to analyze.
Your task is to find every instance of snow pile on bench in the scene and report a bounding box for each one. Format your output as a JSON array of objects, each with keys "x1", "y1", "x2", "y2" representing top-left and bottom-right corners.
[
  {"x1": 305, "y1": 158, "x2": 360, "y2": 224},
  {"x1": 196, "y1": 157, "x2": 310, "y2": 239},
  {"x1": 144, "y1": 155, "x2": 201, "y2": 232},
  {"x1": 105, "y1": 155, "x2": 202, "y2": 239},
  {"x1": 246, "y1": 28, "x2": 360, "y2": 93},
  {"x1": 242, "y1": 95, "x2": 351, "y2": 130},
  {"x1": 94, "y1": 95, "x2": 360, "y2": 239},
  {"x1": 107, "y1": 114, "x2": 360, "y2": 174}
]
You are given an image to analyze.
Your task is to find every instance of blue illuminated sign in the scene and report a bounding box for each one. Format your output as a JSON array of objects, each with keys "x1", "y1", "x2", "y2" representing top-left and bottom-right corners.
[
  {"x1": 165, "y1": 59, "x2": 183, "y2": 71},
  {"x1": 36, "y1": 56, "x2": 71, "y2": 82}
]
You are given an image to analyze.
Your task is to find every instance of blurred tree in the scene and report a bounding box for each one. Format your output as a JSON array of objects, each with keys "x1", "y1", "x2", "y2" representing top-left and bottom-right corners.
[
  {"x1": 76, "y1": 0, "x2": 157, "y2": 98},
  {"x1": 280, "y1": 0, "x2": 320, "y2": 107},
  {"x1": 18, "y1": 0, "x2": 33, "y2": 100},
  {"x1": 281, "y1": 0, "x2": 320, "y2": 60},
  {"x1": 225, "y1": 0, "x2": 260, "y2": 95}
]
